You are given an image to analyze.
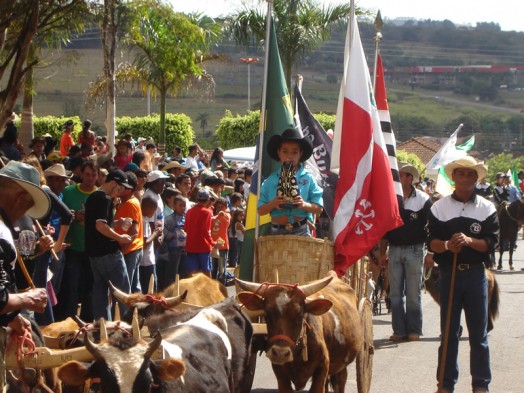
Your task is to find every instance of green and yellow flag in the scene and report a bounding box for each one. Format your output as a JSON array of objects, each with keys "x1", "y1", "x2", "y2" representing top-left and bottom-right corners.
[{"x1": 239, "y1": 16, "x2": 294, "y2": 280}]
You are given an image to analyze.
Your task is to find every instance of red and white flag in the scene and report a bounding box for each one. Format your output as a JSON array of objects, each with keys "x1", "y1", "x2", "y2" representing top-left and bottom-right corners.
[{"x1": 331, "y1": 15, "x2": 403, "y2": 275}]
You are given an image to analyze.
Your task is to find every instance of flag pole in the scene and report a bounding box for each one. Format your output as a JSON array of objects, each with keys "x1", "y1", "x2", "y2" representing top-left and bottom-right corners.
[
  {"x1": 372, "y1": 10, "x2": 384, "y2": 91},
  {"x1": 254, "y1": 0, "x2": 273, "y2": 241}
]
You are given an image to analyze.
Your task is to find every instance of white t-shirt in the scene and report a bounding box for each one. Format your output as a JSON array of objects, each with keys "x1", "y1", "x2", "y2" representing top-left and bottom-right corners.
[
  {"x1": 143, "y1": 189, "x2": 164, "y2": 228},
  {"x1": 184, "y1": 155, "x2": 199, "y2": 171},
  {"x1": 140, "y1": 217, "x2": 155, "y2": 266}
]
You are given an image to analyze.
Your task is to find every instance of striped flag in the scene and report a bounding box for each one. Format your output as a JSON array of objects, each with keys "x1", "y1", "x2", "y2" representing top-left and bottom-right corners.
[
  {"x1": 238, "y1": 15, "x2": 295, "y2": 280},
  {"x1": 331, "y1": 15, "x2": 403, "y2": 275},
  {"x1": 375, "y1": 53, "x2": 403, "y2": 208}
]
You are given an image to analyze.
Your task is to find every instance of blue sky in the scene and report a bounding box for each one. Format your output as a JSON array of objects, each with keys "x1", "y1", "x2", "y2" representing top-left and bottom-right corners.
[{"x1": 168, "y1": 0, "x2": 523, "y2": 32}]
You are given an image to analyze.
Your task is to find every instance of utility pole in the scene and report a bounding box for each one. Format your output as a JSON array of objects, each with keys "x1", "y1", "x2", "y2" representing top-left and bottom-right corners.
[{"x1": 240, "y1": 57, "x2": 259, "y2": 110}]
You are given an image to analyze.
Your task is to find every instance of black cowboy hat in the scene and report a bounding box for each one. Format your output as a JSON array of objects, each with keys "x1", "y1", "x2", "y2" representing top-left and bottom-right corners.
[{"x1": 266, "y1": 127, "x2": 313, "y2": 162}]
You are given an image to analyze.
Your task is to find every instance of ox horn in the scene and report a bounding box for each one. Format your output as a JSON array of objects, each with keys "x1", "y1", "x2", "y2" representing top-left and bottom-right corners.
[
  {"x1": 84, "y1": 334, "x2": 104, "y2": 361},
  {"x1": 72, "y1": 315, "x2": 87, "y2": 329},
  {"x1": 235, "y1": 278, "x2": 263, "y2": 294},
  {"x1": 99, "y1": 318, "x2": 108, "y2": 342},
  {"x1": 298, "y1": 276, "x2": 333, "y2": 297},
  {"x1": 163, "y1": 289, "x2": 188, "y2": 308},
  {"x1": 132, "y1": 308, "x2": 141, "y2": 339},
  {"x1": 109, "y1": 281, "x2": 132, "y2": 306},
  {"x1": 144, "y1": 332, "x2": 163, "y2": 360}
]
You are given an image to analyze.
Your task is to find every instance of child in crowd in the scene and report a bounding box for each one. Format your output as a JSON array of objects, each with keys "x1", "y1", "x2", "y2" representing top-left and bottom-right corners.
[
  {"x1": 163, "y1": 195, "x2": 187, "y2": 285},
  {"x1": 233, "y1": 209, "x2": 246, "y2": 266},
  {"x1": 114, "y1": 139, "x2": 133, "y2": 170},
  {"x1": 211, "y1": 197, "x2": 230, "y2": 283},
  {"x1": 184, "y1": 188, "x2": 215, "y2": 277},
  {"x1": 140, "y1": 196, "x2": 162, "y2": 293}
]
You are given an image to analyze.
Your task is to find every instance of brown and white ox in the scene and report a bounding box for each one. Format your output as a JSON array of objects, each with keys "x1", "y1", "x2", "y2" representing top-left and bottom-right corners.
[{"x1": 237, "y1": 276, "x2": 362, "y2": 393}]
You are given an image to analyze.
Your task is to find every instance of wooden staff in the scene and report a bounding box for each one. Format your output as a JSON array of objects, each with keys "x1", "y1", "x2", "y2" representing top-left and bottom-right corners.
[
  {"x1": 17, "y1": 255, "x2": 36, "y2": 289},
  {"x1": 438, "y1": 252, "x2": 458, "y2": 391},
  {"x1": 33, "y1": 219, "x2": 59, "y2": 262}
]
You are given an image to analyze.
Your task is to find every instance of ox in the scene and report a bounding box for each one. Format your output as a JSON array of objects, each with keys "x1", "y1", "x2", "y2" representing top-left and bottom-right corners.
[
  {"x1": 109, "y1": 273, "x2": 226, "y2": 322},
  {"x1": 58, "y1": 309, "x2": 233, "y2": 393},
  {"x1": 237, "y1": 276, "x2": 362, "y2": 393}
]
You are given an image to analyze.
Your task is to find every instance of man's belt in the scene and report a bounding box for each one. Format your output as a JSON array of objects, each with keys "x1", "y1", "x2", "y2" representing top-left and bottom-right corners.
[
  {"x1": 457, "y1": 263, "x2": 484, "y2": 271},
  {"x1": 272, "y1": 217, "x2": 308, "y2": 230}
]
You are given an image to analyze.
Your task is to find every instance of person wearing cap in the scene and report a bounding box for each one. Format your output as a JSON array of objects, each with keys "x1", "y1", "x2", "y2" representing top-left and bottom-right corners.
[
  {"x1": 492, "y1": 172, "x2": 508, "y2": 206},
  {"x1": 144, "y1": 170, "x2": 169, "y2": 238},
  {"x1": 55, "y1": 161, "x2": 98, "y2": 322},
  {"x1": 379, "y1": 162, "x2": 432, "y2": 342},
  {"x1": 184, "y1": 188, "x2": 216, "y2": 277},
  {"x1": 59, "y1": 120, "x2": 75, "y2": 157},
  {"x1": 85, "y1": 169, "x2": 134, "y2": 320},
  {"x1": 427, "y1": 156, "x2": 499, "y2": 393},
  {"x1": 502, "y1": 173, "x2": 521, "y2": 203},
  {"x1": 0, "y1": 161, "x2": 50, "y2": 388},
  {"x1": 258, "y1": 127, "x2": 323, "y2": 236},
  {"x1": 114, "y1": 172, "x2": 144, "y2": 293}
]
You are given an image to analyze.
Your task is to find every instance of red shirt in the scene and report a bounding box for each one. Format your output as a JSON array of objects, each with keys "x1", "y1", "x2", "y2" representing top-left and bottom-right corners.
[
  {"x1": 60, "y1": 132, "x2": 74, "y2": 156},
  {"x1": 211, "y1": 212, "x2": 230, "y2": 250},
  {"x1": 185, "y1": 204, "x2": 214, "y2": 253}
]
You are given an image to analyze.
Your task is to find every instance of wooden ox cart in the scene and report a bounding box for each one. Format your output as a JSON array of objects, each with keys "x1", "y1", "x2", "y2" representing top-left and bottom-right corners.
[{"x1": 243, "y1": 234, "x2": 375, "y2": 393}]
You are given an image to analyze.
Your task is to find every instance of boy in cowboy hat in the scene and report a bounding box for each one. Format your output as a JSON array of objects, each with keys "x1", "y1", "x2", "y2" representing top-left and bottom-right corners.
[
  {"x1": 258, "y1": 127, "x2": 323, "y2": 236},
  {"x1": 427, "y1": 156, "x2": 498, "y2": 393}
]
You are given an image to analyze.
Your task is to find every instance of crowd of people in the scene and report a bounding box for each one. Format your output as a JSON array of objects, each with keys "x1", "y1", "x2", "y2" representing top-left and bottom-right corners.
[{"x1": 0, "y1": 118, "x2": 253, "y2": 326}]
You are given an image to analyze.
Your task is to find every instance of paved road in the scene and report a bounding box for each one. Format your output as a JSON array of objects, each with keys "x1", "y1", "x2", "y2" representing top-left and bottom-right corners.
[{"x1": 249, "y1": 237, "x2": 524, "y2": 392}]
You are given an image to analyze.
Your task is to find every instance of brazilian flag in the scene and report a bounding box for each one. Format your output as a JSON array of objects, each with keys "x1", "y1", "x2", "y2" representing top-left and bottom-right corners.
[{"x1": 239, "y1": 16, "x2": 294, "y2": 280}]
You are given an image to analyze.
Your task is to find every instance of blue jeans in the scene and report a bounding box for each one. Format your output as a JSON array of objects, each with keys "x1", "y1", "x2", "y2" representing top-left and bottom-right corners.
[
  {"x1": 50, "y1": 250, "x2": 65, "y2": 295},
  {"x1": 139, "y1": 265, "x2": 157, "y2": 294},
  {"x1": 32, "y1": 252, "x2": 54, "y2": 325},
  {"x1": 437, "y1": 266, "x2": 490, "y2": 393},
  {"x1": 388, "y1": 244, "x2": 424, "y2": 336},
  {"x1": 55, "y1": 249, "x2": 93, "y2": 321},
  {"x1": 89, "y1": 250, "x2": 130, "y2": 320},
  {"x1": 164, "y1": 247, "x2": 185, "y2": 288},
  {"x1": 124, "y1": 249, "x2": 143, "y2": 293}
]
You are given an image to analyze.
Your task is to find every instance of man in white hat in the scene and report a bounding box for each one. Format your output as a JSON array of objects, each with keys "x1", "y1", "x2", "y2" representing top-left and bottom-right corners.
[
  {"x1": 427, "y1": 156, "x2": 498, "y2": 393},
  {"x1": 0, "y1": 161, "x2": 51, "y2": 389},
  {"x1": 380, "y1": 162, "x2": 432, "y2": 342}
]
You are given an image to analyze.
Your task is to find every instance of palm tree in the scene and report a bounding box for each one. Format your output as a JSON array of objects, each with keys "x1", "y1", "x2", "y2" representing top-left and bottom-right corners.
[
  {"x1": 196, "y1": 112, "x2": 209, "y2": 136},
  {"x1": 225, "y1": 0, "x2": 354, "y2": 91}
]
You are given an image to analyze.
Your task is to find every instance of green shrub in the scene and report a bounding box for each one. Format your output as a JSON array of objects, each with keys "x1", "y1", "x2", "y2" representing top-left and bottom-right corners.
[
  {"x1": 116, "y1": 114, "x2": 194, "y2": 155},
  {"x1": 216, "y1": 110, "x2": 260, "y2": 150},
  {"x1": 27, "y1": 114, "x2": 193, "y2": 155}
]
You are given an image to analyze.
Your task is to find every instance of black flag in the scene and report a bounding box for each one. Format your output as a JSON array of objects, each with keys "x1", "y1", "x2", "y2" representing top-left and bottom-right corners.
[{"x1": 294, "y1": 84, "x2": 338, "y2": 220}]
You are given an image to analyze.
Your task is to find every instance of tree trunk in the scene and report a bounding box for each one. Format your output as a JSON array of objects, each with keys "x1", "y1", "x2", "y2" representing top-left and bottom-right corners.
[
  {"x1": 158, "y1": 88, "x2": 166, "y2": 155},
  {"x1": 19, "y1": 66, "x2": 34, "y2": 150},
  {"x1": 101, "y1": 0, "x2": 117, "y2": 153},
  {"x1": 19, "y1": 43, "x2": 36, "y2": 151},
  {"x1": 0, "y1": 3, "x2": 39, "y2": 128}
]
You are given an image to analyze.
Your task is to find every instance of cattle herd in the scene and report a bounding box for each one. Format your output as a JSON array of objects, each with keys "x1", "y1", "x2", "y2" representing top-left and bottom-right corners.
[{"x1": 6, "y1": 274, "x2": 365, "y2": 393}]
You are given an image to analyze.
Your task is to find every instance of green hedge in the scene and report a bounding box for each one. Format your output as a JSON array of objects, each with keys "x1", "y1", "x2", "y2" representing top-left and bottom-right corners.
[
  {"x1": 28, "y1": 114, "x2": 194, "y2": 155},
  {"x1": 216, "y1": 110, "x2": 337, "y2": 150},
  {"x1": 116, "y1": 114, "x2": 194, "y2": 155}
]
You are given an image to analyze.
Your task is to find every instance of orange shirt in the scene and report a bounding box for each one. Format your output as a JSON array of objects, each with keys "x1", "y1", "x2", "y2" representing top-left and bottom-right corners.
[
  {"x1": 115, "y1": 196, "x2": 144, "y2": 254},
  {"x1": 211, "y1": 212, "x2": 230, "y2": 250},
  {"x1": 60, "y1": 132, "x2": 74, "y2": 156}
]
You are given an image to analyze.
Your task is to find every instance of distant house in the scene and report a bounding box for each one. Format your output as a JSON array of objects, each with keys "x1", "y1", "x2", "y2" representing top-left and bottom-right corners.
[{"x1": 397, "y1": 137, "x2": 441, "y2": 165}]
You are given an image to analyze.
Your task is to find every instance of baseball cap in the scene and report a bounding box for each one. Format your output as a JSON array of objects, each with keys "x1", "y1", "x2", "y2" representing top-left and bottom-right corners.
[
  {"x1": 197, "y1": 188, "x2": 210, "y2": 201},
  {"x1": 106, "y1": 169, "x2": 133, "y2": 189},
  {"x1": 146, "y1": 170, "x2": 169, "y2": 183}
]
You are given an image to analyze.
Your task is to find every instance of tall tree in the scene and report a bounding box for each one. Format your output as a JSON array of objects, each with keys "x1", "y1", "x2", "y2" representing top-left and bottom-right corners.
[
  {"x1": 225, "y1": 0, "x2": 352, "y2": 90},
  {"x1": 0, "y1": 0, "x2": 88, "y2": 128},
  {"x1": 123, "y1": 0, "x2": 219, "y2": 153}
]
